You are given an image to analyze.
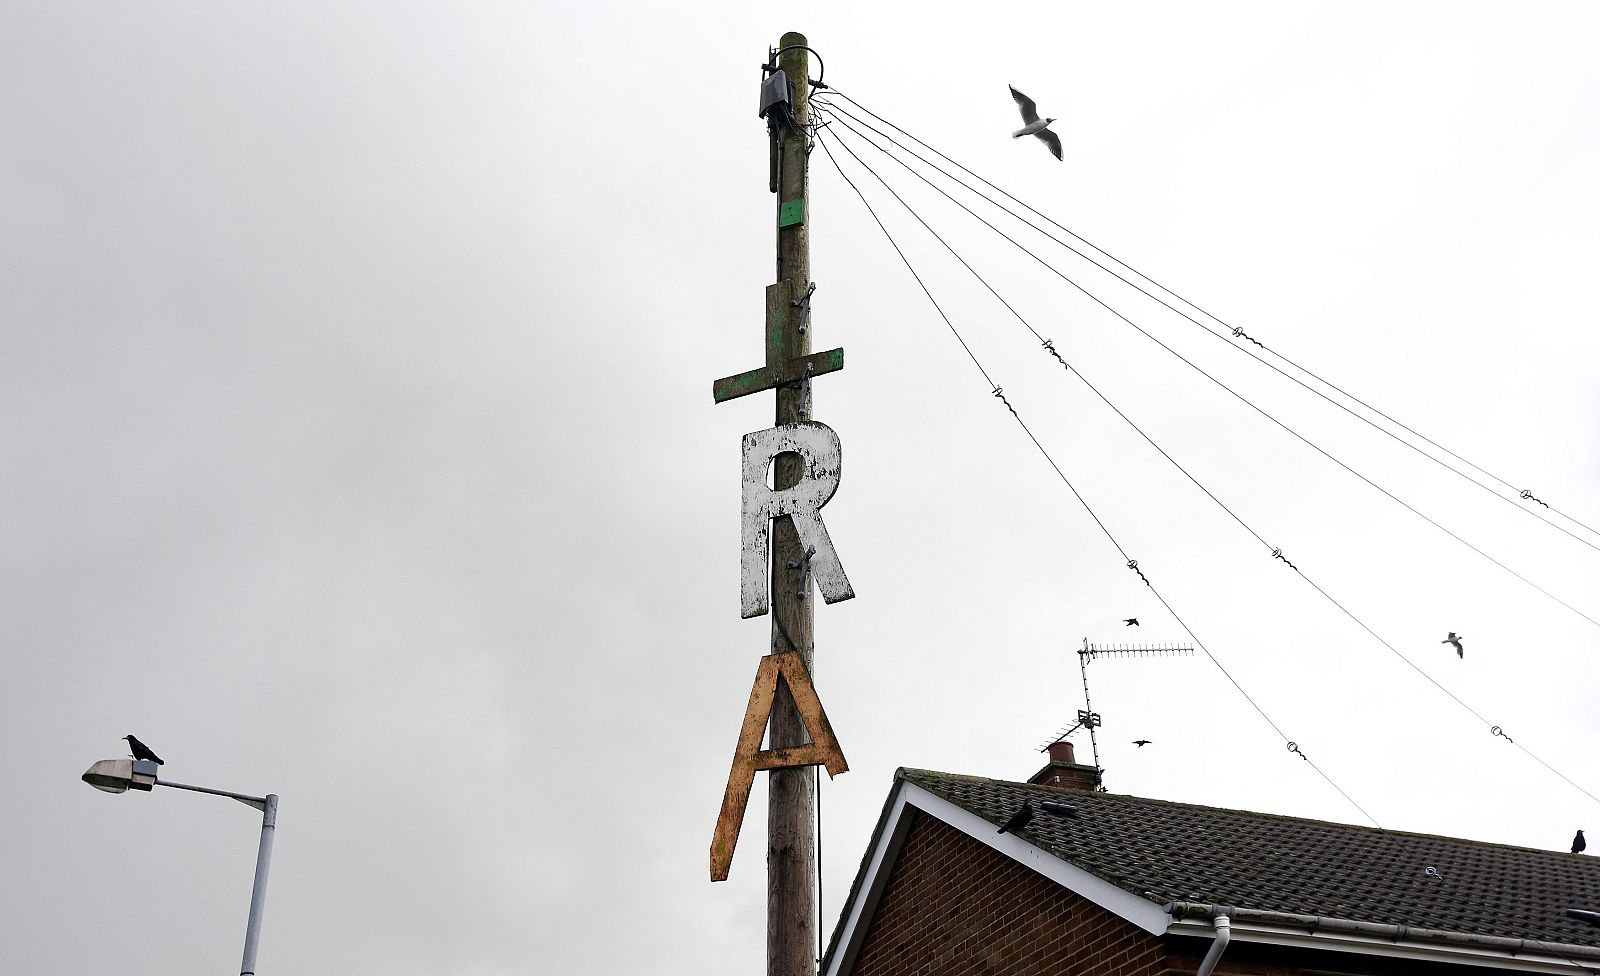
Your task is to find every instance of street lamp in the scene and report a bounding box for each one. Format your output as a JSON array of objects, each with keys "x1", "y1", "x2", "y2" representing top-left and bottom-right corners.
[{"x1": 82, "y1": 758, "x2": 279, "y2": 976}]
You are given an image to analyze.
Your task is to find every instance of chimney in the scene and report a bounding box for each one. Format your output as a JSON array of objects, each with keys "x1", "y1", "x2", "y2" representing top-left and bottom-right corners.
[{"x1": 1028, "y1": 740, "x2": 1102, "y2": 791}]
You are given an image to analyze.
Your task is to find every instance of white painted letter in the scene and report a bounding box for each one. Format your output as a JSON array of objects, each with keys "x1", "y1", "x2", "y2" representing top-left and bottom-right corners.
[{"x1": 740, "y1": 421, "x2": 854, "y2": 618}]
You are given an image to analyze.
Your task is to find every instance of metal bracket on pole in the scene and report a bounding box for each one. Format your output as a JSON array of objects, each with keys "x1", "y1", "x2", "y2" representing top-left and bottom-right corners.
[{"x1": 156, "y1": 778, "x2": 269, "y2": 809}]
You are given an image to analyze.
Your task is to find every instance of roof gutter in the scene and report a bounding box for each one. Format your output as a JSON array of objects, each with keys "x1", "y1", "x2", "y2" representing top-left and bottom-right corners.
[
  {"x1": 1194, "y1": 911, "x2": 1231, "y2": 976},
  {"x1": 1166, "y1": 902, "x2": 1600, "y2": 973}
]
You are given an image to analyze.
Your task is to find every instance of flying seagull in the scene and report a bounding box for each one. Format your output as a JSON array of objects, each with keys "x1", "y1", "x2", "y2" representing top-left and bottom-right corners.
[
  {"x1": 1009, "y1": 86, "x2": 1062, "y2": 161},
  {"x1": 1123, "y1": 618, "x2": 1139, "y2": 627},
  {"x1": 124, "y1": 734, "x2": 164, "y2": 765},
  {"x1": 1132, "y1": 739, "x2": 1152, "y2": 748},
  {"x1": 1441, "y1": 632, "x2": 1464, "y2": 658},
  {"x1": 997, "y1": 800, "x2": 1035, "y2": 835},
  {"x1": 1575, "y1": 830, "x2": 1587, "y2": 854}
]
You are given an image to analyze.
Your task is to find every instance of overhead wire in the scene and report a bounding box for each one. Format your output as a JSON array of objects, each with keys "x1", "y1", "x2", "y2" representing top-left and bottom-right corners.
[
  {"x1": 812, "y1": 104, "x2": 1600, "y2": 812},
  {"x1": 813, "y1": 99, "x2": 1600, "y2": 632},
  {"x1": 817, "y1": 91, "x2": 1600, "y2": 548},
  {"x1": 817, "y1": 110, "x2": 1271, "y2": 553},
  {"x1": 814, "y1": 124, "x2": 1381, "y2": 829}
]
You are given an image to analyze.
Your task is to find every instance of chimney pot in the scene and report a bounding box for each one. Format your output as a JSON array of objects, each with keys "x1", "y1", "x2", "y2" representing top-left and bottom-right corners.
[{"x1": 1029, "y1": 740, "x2": 1101, "y2": 791}]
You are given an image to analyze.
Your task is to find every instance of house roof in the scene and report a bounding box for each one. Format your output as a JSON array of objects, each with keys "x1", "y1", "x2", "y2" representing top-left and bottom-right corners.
[{"x1": 902, "y1": 767, "x2": 1600, "y2": 949}]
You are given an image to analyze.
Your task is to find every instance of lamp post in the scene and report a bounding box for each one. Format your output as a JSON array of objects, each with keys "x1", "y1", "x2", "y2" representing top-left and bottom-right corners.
[{"x1": 83, "y1": 758, "x2": 279, "y2": 976}]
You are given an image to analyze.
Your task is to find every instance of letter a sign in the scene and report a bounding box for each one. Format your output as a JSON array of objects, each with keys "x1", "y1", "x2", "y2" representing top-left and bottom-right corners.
[{"x1": 709, "y1": 651, "x2": 847, "y2": 882}]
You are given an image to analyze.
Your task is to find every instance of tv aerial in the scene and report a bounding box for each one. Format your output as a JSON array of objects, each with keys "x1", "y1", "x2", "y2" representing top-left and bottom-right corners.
[{"x1": 1039, "y1": 637, "x2": 1194, "y2": 779}]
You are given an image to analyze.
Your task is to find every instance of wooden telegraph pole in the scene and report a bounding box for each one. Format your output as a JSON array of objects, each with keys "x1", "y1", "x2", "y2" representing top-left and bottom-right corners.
[
  {"x1": 768, "y1": 33, "x2": 817, "y2": 976},
  {"x1": 710, "y1": 30, "x2": 850, "y2": 976}
]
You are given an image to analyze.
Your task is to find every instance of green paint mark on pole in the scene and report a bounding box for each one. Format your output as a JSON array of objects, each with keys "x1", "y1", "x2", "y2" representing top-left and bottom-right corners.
[{"x1": 778, "y1": 198, "x2": 805, "y2": 228}]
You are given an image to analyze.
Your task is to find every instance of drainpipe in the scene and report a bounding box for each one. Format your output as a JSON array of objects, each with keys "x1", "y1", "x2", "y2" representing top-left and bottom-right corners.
[{"x1": 1194, "y1": 912, "x2": 1231, "y2": 976}]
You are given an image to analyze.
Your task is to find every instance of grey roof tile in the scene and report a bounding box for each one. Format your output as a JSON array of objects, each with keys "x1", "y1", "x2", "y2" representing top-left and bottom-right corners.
[{"x1": 903, "y1": 768, "x2": 1600, "y2": 947}]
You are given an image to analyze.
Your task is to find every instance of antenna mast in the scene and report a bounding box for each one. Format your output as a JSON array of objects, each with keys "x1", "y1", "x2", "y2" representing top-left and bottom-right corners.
[{"x1": 1042, "y1": 637, "x2": 1195, "y2": 781}]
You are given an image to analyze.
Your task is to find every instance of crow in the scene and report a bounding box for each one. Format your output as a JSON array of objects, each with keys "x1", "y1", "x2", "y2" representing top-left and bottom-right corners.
[
  {"x1": 1040, "y1": 801, "x2": 1079, "y2": 818},
  {"x1": 1132, "y1": 739, "x2": 1152, "y2": 748},
  {"x1": 1575, "y1": 830, "x2": 1587, "y2": 854},
  {"x1": 1123, "y1": 618, "x2": 1140, "y2": 627},
  {"x1": 997, "y1": 800, "x2": 1034, "y2": 835},
  {"x1": 1009, "y1": 87, "x2": 1062, "y2": 161},
  {"x1": 124, "y1": 734, "x2": 164, "y2": 765},
  {"x1": 1441, "y1": 632, "x2": 1464, "y2": 658}
]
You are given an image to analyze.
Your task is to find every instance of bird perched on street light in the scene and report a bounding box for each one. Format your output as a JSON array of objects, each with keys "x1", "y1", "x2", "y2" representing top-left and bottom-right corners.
[
  {"x1": 997, "y1": 800, "x2": 1035, "y2": 835},
  {"x1": 1009, "y1": 86, "x2": 1062, "y2": 160},
  {"x1": 1441, "y1": 632, "x2": 1464, "y2": 658},
  {"x1": 124, "y1": 734, "x2": 164, "y2": 765},
  {"x1": 1574, "y1": 830, "x2": 1587, "y2": 854},
  {"x1": 1123, "y1": 618, "x2": 1139, "y2": 627}
]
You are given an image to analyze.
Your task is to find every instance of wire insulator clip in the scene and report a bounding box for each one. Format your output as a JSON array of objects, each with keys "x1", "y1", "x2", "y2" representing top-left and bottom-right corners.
[{"x1": 992, "y1": 385, "x2": 1019, "y2": 419}]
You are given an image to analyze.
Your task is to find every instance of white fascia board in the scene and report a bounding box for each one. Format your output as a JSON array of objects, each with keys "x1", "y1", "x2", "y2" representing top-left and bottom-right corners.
[
  {"x1": 823, "y1": 781, "x2": 916, "y2": 976},
  {"x1": 1169, "y1": 918, "x2": 1591, "y2": 976}
]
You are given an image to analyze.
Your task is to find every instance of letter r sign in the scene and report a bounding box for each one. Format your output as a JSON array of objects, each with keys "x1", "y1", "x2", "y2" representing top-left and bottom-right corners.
[{"x1": 741, "y1": 421, "x2": 854, "y2": 618}]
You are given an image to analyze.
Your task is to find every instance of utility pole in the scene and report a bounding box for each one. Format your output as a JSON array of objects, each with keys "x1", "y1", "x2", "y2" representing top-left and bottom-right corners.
[
  {"x1": 768, "y1": 31, "x2": 816, "y2": 976},
  {"x1": 712, "y1": 29, "x2": 845, "y2": 972}
]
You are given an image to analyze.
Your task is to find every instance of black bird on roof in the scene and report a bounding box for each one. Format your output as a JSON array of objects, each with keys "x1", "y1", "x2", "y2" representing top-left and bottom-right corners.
[
  {"x1": 1123, "y1": 618, "x2": 1139, "y2": 627},
  {"x1": 1574, "y1": 830, "x2": 1587, "y2": 854},
  {"x1": 1442, "y1": 632, "x2": 1464, "y2": 658},
  {"x1": 123, "y1": 734, "x2": 163, "y2": 765},
  {"x1": 997, "y1": 800, "x2": 1034, "y2": 835}
]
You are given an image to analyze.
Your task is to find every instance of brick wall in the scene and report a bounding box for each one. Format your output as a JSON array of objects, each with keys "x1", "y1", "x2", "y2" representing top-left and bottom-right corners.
[{"x1": 849, "y1": 812, "x2": 1165, "y2": 976}]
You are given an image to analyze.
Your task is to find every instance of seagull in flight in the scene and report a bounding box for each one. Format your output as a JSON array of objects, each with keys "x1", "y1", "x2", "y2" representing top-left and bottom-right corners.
[
  {"x1": 1132, "y1": 739, "x2": 1152, "y2": 748},
  {"x1": 1441, "y1": 632, "x2": 1464, "y2": 658},
  {"x1": 124, "y1": 734, "x2": 164, "y2": 765},
  {"x1": 1009, "y1": 86, "x2": 1062, "y2": 160},
  {"x1": 1123, "y1": 618, "x2": 1139, "y2": 627}
]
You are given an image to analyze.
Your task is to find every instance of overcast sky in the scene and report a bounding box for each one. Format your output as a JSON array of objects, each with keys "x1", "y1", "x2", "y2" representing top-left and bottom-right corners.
[{"x1": 4, "y1": 2, "x2": 1599, "y2": 973}]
